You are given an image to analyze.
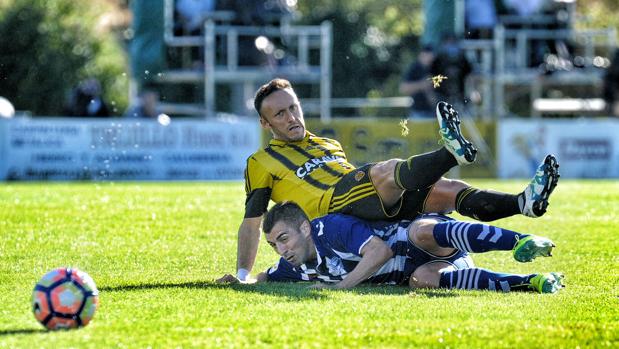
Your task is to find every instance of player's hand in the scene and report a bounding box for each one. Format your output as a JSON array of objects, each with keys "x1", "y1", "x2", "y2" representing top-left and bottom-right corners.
[
  {"x1": 216, "y1": 274, "x2": 257, "y2": 284},
  {"x1": 216, "y1": 274, "x2": 240, "y2": 284},
  {"x1": 308, "y1": 282, "x2": 332, "y2": 290}
]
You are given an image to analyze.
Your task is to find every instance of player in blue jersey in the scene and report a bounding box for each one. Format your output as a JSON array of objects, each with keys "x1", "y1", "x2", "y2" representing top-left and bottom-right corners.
[{"x1": 247, "y1": 202, "x2": 564, "y2": 293}]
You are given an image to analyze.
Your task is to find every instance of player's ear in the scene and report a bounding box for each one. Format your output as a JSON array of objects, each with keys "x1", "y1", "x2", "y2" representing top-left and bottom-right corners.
[
  {"x1": 259, "y1": 116, "x2": 271, "y2": 129},
  {"x1": 300, "y1": 220, "x2": 311, "y2": 237}
]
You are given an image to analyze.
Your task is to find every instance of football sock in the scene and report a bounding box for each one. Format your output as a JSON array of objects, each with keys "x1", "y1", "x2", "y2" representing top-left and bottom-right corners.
[
  {"x1": 394, "y1": 148, "x2": 457, "y2": 191},
  {"x1": 455, "y1": 187, "x2": 521, "y2": 221},
  {"x1": 439, "y1": 268, "x2": 536, "y2": 292},
  {"x1": 432, "y1": 220, "x2": 525, "y2": 252}
]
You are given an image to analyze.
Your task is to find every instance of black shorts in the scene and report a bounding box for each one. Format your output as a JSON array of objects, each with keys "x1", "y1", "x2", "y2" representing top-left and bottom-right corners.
[
  {"x1": 402, "y1": 214, "x2": 476, "y2": 284},
  {"x1": 327, "y1": 163, "x2": 432, "y2": 221}
]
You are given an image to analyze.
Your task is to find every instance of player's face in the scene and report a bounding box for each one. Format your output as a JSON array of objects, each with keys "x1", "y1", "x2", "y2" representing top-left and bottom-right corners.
[
  {"x1": 266, "y1": 220, "x2": 313, "y2": 267},
  {"x1": 259, "y1": 88, "x2": 306, "y2": 142}
]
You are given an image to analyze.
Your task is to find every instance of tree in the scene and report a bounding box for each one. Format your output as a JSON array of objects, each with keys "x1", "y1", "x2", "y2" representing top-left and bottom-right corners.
[
  {"x1": 294, "y1": 0, "x2": 618, "y2": 118},
  {"x1": 0, "y1": 0, "x2": 127, "y2": 115},
  {"x1": 295, "y1": 1, "x2": 423, "y2": 107}
]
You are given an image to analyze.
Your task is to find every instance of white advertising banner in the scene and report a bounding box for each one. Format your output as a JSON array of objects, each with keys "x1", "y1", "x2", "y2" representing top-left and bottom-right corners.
[
  {"x1": 0, "y1": 117, "x2": 260, "y2": 180},
  {"x1": 498, "y1": 119, "x2": 619, "y2": 178}
]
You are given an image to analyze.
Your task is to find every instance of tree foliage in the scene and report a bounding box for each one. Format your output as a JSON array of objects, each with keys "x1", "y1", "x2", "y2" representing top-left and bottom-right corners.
[
  {"x1": 296, "y1": 1, "x2": 423, "y2": 102},
  {"x1": 0, "y1": 0, "x2": 614, "y2": 117},
  {"x1": 294, "y1": 0, "x2": 617, "y2": 118},
  {"x1": 576, "y1": 0, "x2": 619, "y2": 43},
  {"x1": 0, "y1": 0, "x2": 127, "y2": 115}
]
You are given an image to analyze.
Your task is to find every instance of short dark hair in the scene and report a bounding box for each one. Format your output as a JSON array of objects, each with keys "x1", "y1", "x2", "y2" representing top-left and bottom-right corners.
[
  {"x1": 262, "y1": 201, "x2": 309, "y2": 235},
  {"x1": 253, "y1": 78, "x2": 292, "y2": 117}
]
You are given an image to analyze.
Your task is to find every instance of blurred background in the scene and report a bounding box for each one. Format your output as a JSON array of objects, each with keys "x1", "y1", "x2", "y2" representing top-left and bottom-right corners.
[{"x1": 0, "y1": 0, "x2": 618, "y2": 180}]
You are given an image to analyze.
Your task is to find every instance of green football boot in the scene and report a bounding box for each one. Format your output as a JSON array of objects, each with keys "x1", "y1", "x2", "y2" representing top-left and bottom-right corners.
[
  {"x1": 436, "y1": 101, "x2": 477, "y2": 165},
  {"x1": 522, "y1": 154, "x2": 560, "y2": 218},
  {"x1": 529, "y1": 272, "x2": 564, "y2": 294},
  {"x1": 513, "y1": 235, "x2": 555, "y2": 263}
]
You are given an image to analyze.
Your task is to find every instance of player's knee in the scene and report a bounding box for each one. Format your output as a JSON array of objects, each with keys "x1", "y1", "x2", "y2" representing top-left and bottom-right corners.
[
  {"x1": 371, "y1": 159, "x2": 399, "y2": 180},
  {"x1": 409, "y1": 218, "x2": 437, "y2": 247},
  {"x1": 409, "y1": 263, "x2": 445, "y2": 289},
  {"x1": 436, "y1": 178, "x2": 469, "y2": 195},
  {"x1": 370, "y1": 159, "x2": 402, "y2": 192},
  {"x1": 424, "y1": 178, "x2": 470, "y2": 213}
]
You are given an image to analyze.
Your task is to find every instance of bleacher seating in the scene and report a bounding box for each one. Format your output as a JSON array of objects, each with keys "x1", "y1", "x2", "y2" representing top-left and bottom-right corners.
[
  {"x1": 456, "y1": 0, "x2": 617, "y2": 118},
  {"x1": 132, "y1": 0, "x2": 617, "y2": 120},
  {"x1": 154, "y1": 0, "x2": 332, "y2": 120}
]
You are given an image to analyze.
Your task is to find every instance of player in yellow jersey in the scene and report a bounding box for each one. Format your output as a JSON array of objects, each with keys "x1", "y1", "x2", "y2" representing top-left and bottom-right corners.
[{"x1": 220, "y1": 78, "x2": 559, "y2": 282}]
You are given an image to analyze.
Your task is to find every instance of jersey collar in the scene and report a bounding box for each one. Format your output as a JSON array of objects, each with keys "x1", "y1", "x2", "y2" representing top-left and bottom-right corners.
[{"x1": 269, "y1": 131, "x2": 314, "y2": 147}]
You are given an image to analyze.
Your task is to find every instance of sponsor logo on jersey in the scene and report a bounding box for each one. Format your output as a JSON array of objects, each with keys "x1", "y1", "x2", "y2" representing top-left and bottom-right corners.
[
  {"x1": 354, "y1": 171, "x2": 365, "y2": 182},
  {"x1": 295, "y1": 155, "x2": 345, "y2": 179},
  {"x1": 325, "y1": 256, "x2": 347, "y2": 276},
  {"x1": 268, "y1": 263, "x2": 279, "y2": 273}
]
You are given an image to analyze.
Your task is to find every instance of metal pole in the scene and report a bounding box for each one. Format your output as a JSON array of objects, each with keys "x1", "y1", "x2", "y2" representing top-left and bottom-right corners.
[
  {"x1": 494, "y1": 25, "x2": 505, "y2": 118},
  {"x1": 299, "y1": 33, "x2": 309, "y2": 71},
  {"x1": 163, "y1": 0, "x2": 174, "y2": 44},
  {"x1": 516, "y1": 31, "x2": 527, "y2": 69},
  {"x1": 454, "y1": 0, "x2": 465, "y2": 38},
  {"x1": 227, "y1": 29, "x2": 238, "y2": 71},
  {"x1": 204, "y1": 20, "x2": 216, "y2": 118},
  {"x1": 320, "y1": 21, "x2": 332, "y2": 123}
]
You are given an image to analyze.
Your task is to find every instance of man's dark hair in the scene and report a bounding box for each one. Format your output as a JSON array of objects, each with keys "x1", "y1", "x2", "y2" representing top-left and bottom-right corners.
[
  {"x1": 262, "y1": 201, "x2": 309, "y2": 234},
  {"x1": 253, "y1": 78, "x2": 292, "y2": 117}
]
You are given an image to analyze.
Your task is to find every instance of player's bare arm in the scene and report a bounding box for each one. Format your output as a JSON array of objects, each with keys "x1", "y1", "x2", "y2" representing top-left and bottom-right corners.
[
  {"x1": 235, "y1": 216, "x2": 263, "y2": 280},
  {"x1": 331, "y1": 236, "x2": 394, "y2": 290}
]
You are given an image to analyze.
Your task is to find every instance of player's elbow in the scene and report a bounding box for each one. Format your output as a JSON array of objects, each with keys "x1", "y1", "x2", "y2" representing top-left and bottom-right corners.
[
  {"x1": 377, "y1": 242, "x2": 394, "y2": 262},
  {"x1": 362, "y1": 238, "x2": 394, "y2": 263}
]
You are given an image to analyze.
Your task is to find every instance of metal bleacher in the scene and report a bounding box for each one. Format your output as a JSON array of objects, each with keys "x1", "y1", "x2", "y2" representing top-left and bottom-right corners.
[
  {"x1": 154, "y1": 0, "x2": 616, "y2": 120},
  {"x1": 158, "y1": 0, "x2": 333, "y2": 121},
  {"x1": 495, "y1": 26, "x2": 615, "y2": 117},
  {"x1": 456, "y1": 0, "x2": 617, "y2": 118}
]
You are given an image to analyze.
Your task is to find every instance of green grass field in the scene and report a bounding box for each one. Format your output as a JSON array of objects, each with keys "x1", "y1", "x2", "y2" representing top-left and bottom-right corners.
[{"x1": 0, "y1": 180, "x2": 617, "y2": 348}]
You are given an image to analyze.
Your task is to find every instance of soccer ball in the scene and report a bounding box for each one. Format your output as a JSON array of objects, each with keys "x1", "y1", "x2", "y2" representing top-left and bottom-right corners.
[
  {"x1": 32, "y1": 268, "x2": 99, "y2": 330},
  {"x1": 0, "y1": 96, "x2": 15, "y2": 118}
]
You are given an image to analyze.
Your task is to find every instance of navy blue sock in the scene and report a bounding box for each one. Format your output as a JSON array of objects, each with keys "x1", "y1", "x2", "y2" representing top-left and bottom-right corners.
[
  {"x1": 439, "y1": 268, "x2": 536, "y2": 292},
  {"x1": 432, "y1": 221, "x2": 526, "y2": 253}
]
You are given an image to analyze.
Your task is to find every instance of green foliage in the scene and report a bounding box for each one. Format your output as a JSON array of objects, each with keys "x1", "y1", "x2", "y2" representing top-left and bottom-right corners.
[
  {"x1": 0, "y1": 181, "x2": 618, "y2": 347},
  {"x1": 296, "y1": 1, "x2": 423, "y2": 106},
  {"x1": 0, "y1": 0, "x2": 127, "y2": 115},
  {"x1": 576, "y1": 0, "x2": 619, "y2": 43},
  {"x1": 295, "y1": 1, "x2": 617, "y2": 117}
]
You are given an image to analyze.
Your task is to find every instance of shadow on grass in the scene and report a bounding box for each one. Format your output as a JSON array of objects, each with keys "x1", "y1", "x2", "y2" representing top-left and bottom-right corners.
[
  {"x1": 0, "y1": 328, "x2": 46, "y2": 336},
  {"x1": 99, "y1": 281, "x2": 327, "y2": 300},
  {"x1": 332, "y1": 285, "x2": 459, "y2": 299},
  {"x1": 99, "y1": 281, "x2": 228, "y2": 292},
  {"x1": 99, "y1": 281, "x2": 458, "y2": 300}
]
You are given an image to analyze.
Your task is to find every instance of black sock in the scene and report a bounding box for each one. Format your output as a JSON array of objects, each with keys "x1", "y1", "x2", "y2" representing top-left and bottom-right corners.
[
  {"x1": 394, "y1": 148, "x2": 457, "y2": 191},
  {"x1": 455, "y1": 187, "x2": 521, "y2": 221}
]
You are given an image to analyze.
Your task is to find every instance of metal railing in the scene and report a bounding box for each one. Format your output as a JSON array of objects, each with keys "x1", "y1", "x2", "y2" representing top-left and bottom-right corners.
[
  {"x1": 459, "y1": 24, "x2": 616, "y2": 118},
  {"x1": 163, "y1": 0, "x2": 235, "y2": 47},
  {"x1": 203, "y1": 20, "x2": 332, "y2": 120},
  {"x1": 492, "y1": 25, "x2": 616, "y2": 117},
  {"x1": 159, "y1": 0, "x2": 332, "y2": 120}
]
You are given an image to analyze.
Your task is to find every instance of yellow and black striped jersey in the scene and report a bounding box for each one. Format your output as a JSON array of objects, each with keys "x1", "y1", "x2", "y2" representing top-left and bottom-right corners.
[{"x1": 244, "y1": 132, "x2": 356, "y2": 219}]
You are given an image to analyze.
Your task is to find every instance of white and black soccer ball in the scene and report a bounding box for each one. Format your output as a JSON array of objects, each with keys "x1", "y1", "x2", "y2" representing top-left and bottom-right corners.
[{"x1": 32, "y1": 268, "x2": 99, "y2": 330}]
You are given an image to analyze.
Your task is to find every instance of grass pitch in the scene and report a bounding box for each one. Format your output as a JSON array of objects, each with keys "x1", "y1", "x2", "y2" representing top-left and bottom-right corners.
[{"x1": 0, "y1": 180, "x2": 617, "y2": 348}]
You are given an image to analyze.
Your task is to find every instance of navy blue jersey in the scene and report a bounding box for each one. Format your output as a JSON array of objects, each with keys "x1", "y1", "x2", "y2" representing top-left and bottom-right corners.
[
  {"x1": 264, "y1": 213, "x2": 475, "y2": 285},
  {"x1": 266, "y1": 214, "x2": 427, "y2": 285},
  {"x1": 310, "y1": 214, "x2": 413, "y2": 284},
  {"x1": 265, "y1": 257, "x2": 334, "y2": 283}
]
